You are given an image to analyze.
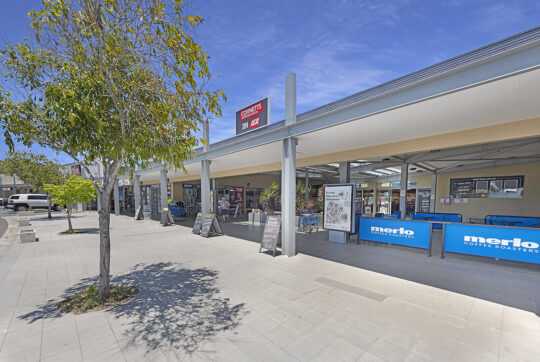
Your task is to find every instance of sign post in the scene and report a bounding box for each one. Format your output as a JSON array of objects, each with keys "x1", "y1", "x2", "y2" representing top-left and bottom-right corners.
[
  {"x1": 192, "y1": 213, "x2": 204, "y2": 234},
  {"x1": 323, "y1": 184, "x2": 355, "y2": 233},
  {"x1": 260, "y1": 215, "x2": 281, "y2": 256},
  {"x1": 236, "y1": 98, "x2": 270, "y2": 135}
]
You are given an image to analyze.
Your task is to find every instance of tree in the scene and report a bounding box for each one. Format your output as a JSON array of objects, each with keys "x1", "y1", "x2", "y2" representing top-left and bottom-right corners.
[
  {"x1": 1, "y1": 0, "x2": 224, "y2": 300},
  {"x1": 0, "y1": 152, "x2": 65, "y2": 217},
  {"x1": 44, "y1": 175, "x2": 97, "y2": 233}
]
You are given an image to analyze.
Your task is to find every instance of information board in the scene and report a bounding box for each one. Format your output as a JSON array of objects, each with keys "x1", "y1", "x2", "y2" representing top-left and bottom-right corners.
[
  {"x1": 323, "y1": 184, "x2": 354, "y2": 232},
  {"x1": 143, "y1": 206, "x2": 151, "y2": 220},
  {"x1": 259, "y1": 215, "x2": 281, "y2": 256},
  {"x1": 192, "y1": 213, "x2": 203, "y2": 234},
  {"x1": 443, "y1": 223, "x2": 540, "y2": 264}
]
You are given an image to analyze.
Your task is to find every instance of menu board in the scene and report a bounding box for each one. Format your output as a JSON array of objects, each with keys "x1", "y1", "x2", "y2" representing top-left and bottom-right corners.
[
  {"x1": 260, "y1": 215, "x2": 281, "y2": 256},
  {"x1": 450, "y1": 176, "x2": 524, "y2": 199},
  {"x1": 323, "y1": 184, "x2": 354, "y2": 232},
  {"x1": 199, "y1": 214, "x2": 224, "y2": 238},
  {"x1": 192, "y1": 213, "x2": 203, "y2": 234},
  {"x1": 417, "y1": 190, "x2": 431, "y2": 213}
]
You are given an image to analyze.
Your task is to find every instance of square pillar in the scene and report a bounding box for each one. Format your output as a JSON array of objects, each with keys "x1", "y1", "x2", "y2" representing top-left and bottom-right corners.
[
  {"x1": 134, "y1": 174, "x2": 141, "y2": 213},
  {"x1": 212, "y1": 178, "x2": 218, "y2": 215},
  {"x1": 400, "y1": 163, "x2": 408, "y2": 219},
  {"x1": 430, "y1": 173, "x2": 437, "y2": 213},
  {"x1": 201, "y1": 160, "x2": 211, "y2": 216},
  {"x1": 282, "y1": 137, "x2": 296, "y2": 256},
  {"x1": 338, "y1": 162, "x2": 350, "y2": 183},
  {"x1": 305, "y1": 169, "x2": 309, "y2": 206},
  {"x1": 160, "y1": 168, "x2": 168, "y2": 210},
  {"x1": 114, "y1": 180, "x2": 120, "y2": 216}
]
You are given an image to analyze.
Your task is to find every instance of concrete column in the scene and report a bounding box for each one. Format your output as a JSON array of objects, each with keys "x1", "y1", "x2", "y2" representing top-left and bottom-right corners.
[
  {"x1": 203, "y1": 120, "x2": 210, "y2": 152},
  {"x1": 160, "y1": 168, "x2": 168, "y2": 211},
  {"x1": 305, "y1": 169, "x2": 309, "y2": 206},
  {"x1": 282, "y1": 137, "x2": 296, "y2": 256},
  {"x1": 399, "y1": 163, "x2": 408, "y2": 219},
  {"x1": 114, "y1": 180, "x2": 120, "y2": 216},
  {"x1": 212, "y1": 178, "x2": 218, "y2": 215},
  {"x1": 372, "y1": 186, "x2": 377, "y2": 216},
  {"x1": 339, "y1": 162, "x2": 350, "y2": 183},
  {"x1": 134, "y1": 174, "x2": 141, "y2": 213},
  {"x1": 282, "y1": 72, "x2": 297, "y2": 257},
  {"x1": 430, "y1": 173, "x2": 437, "y2": 213},
  {"x1": 201, "y1": 160, "x2": 211, "y2": 216}
]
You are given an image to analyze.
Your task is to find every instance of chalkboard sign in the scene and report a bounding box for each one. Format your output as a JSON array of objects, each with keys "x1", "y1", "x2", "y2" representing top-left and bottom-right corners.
[
  {"x1": 199, "y1": 214, "x2": 224, "y2": 238},
  {"x1": 135, "y1": 206, "x2": 143, "y2": 220},
  {"x1": 200, "y1": 214, "x2": 214, "y2": 237},
  {"x1": 192, "y1": 213, "x2": 203, "y2": 234},
  {"x1": 143, "y1": 206, "x2": 151, "y2": 220},
  {"x1": 259, "y1": 215, "x2": 281, "y2": 256}
]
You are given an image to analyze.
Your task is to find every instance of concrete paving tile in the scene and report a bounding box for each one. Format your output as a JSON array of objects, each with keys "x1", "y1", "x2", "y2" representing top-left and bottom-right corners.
[
  {"x1": 318, "y1": 338, "x2": 365, "y2": 361},
  {"x1": 84, "y1": 346, "x2": 124, "y2": 361},
  {"x1": 40, "y1": 325, "x2": 80, "y2": 360},
  {"x1": 367, "y1": 338, "x2": 411, "y2": 362},
  {"x1": 357, "y1": 351, "x2": 385, "y2": 362},
  {"x1": 0, "y1": 346, "x2": 40, "y2": 362},
  {"x1": 263, "y1": 324, "x2": 300, "y2": 348},
  {"x1": 76, "y1": 320, "x2": 115, "y2": 345},
  {"x1": 283, "y1": 335, "x2": 324, "y2": 361},
  {"x1": 41, "y1": 346, "x2": 82, "y2": 362},
  {"x1": 240, "y1": 337, "x2": 297, "y2": 361}
]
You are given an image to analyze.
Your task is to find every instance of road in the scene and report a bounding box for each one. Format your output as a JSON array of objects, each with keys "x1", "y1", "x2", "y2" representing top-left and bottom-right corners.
[{"x1": 0, "y1": 216, "x2": 6, "y2": 239}]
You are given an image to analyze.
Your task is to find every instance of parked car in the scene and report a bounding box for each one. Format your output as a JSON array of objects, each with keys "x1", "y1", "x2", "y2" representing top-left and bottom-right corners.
[{"x1": 5, "y1": 194, "x2": 59, "y2": 212}]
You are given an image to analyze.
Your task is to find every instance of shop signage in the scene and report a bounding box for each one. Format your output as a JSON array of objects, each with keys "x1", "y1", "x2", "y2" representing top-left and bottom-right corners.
[
  {"x1": 183, "y1": 184, "x2": 201, "y2": 189},
  {"x1": 260, "y1": 215, "x2": 281, "y2": 256},
  {"x1": 358, "y1": 218, "x2": 431, "y2": 249},
  {"x1": 323, "y1": 184, "x2": 355, "y2": 232},
  {"x1": 236, "y1": 97, "x2": 270, "y2": 135},
  {"x1": 450, "y1": 175, "x2": 524, "y2": 199},
  {"x1": 443, "y1": 224, "x2": 540, "y2": 264},
  {"x1": 390, "y1": 181, "x2": 417, "y2": 187}
]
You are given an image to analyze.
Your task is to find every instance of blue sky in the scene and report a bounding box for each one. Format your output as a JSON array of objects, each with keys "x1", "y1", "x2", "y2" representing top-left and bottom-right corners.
[{"x1": 1, "y1": 0, "x2": 540, "y2": 163}]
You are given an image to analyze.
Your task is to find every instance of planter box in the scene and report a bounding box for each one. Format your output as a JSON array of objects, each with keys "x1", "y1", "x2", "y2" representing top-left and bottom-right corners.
[
  {"x1": 19, "y1": 229, "x2": 37, "y2": 243},
  {"x1": 19, "y1": 218, "x2": 30, "y2": 226},
  {"x1": 17, "y1": 211, "x2": 35, "y2": 217}
]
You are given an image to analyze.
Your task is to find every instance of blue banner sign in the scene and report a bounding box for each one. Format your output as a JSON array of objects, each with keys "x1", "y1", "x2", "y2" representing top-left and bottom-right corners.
[
  {"x1": 358, "y1": 218, "x2": 431, "y2": 249},
  {"x1": 443, "y1": 224, "x2": 540, "y2": 264}
]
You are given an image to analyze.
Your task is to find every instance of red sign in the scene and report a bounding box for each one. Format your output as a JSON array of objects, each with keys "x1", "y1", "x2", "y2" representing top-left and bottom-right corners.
[
  {"x1": 249, "y1": 117, "x2": 260, "y2": 128},
  {"x1": 240, "y1": 101, "x2": 263, "y2": 121}
]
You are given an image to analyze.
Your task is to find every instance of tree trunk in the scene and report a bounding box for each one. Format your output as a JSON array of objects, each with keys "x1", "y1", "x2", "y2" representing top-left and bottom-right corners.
[
  {"x1": 98, "y1": 191, "x2": 112, "y2": 301},
  {"x1": 67, "y1": 205, "x2": 73, "y2": 233},
  {"x1": 47, "y1": 195, "x2": 52, "y2": 219}
]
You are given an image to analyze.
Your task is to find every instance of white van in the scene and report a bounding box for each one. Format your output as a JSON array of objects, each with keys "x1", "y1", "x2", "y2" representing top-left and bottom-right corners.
[{"x1": 5, "y1": 194, "x2": 59, "y2": 212}]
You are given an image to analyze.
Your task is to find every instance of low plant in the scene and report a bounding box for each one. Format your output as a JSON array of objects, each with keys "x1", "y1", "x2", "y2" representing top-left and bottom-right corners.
[{"x1": 57, "y1": 285, "x2": 138, "y2": 314}]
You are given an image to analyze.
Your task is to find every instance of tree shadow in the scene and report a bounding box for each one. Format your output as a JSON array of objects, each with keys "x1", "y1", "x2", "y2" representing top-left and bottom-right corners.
[{"x1": 18, "y1": 262, "x2": 247, "y2": 355}]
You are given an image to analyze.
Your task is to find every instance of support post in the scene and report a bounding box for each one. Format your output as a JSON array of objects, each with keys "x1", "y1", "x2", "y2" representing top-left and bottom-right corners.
[
  {"x1": 281, "y1": 72, "x2": 297, "y2": 257},
  {"x1": 400, "y1": 163, "x2": 408, "y2": 219},
  {"x1": 212, "y1": 178, "x2": 218, "y2": 215},
  {"x1": 305, "y1": 169, "x2": 309, "y2": 207},
  {"x1": 160, "y1": 168, "x2": 168, "y2": 210},
  {"x1": 114, "y1": 180, "x2": 120, "y2": 216},
  {"x1": 430, "y1": 172, "x2": 437, "y2": 213},
  {"x1": 134, "y1": 174, "x2": 141, "y2": 214},
  {"x1": 338, "y1": 162, "x2": 350, "y2": 183},
  {"x1": 201, "y1": 160, "x2": 211, "y2": 216}
]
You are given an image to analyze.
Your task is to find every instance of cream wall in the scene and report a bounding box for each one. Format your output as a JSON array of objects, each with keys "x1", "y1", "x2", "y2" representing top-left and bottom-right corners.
[{"x1": 435, "y1": 162, "x2": 540, "y2": 221}]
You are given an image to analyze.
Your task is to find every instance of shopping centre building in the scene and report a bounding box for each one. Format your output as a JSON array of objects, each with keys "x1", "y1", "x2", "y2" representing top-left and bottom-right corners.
[{"x1": 113, "y1": 27, "x2": 540, "y2": 263}]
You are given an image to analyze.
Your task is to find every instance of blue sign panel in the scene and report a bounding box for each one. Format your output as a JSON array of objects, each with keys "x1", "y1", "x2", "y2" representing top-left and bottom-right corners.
[
  {"x1": 443, "y1": 224, "x2": 540, "y2": 264},
  {"x1": 358, "y1": 218, "x2": 431, "y2": 249}
]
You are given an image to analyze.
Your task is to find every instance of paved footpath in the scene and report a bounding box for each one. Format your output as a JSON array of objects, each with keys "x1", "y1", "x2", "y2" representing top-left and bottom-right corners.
[{"x1": 0, "y1": 212, "x2": 539, "y2": 361}]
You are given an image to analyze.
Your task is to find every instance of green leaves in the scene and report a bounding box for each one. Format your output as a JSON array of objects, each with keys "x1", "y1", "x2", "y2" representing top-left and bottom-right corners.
[
  {"x1": 0, "y1": 152, "x2": 64, "y2": 191},
  {"x1": 44, "y1": 175, "x2": 97, "y2": 207}
]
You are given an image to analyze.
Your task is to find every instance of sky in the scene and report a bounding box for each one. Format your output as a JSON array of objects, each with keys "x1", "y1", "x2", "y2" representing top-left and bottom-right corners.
[{"x1": 1, "y1": 0, "x2": 539, "y2": 164}]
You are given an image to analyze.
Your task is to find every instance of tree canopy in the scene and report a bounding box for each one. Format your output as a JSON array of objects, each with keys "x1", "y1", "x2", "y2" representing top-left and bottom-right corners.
[
  {"x1": 0, "y1": 0, "x2": 225, "y2": 299},
  {"x1": 0, "y1": 151, "x2": 64, "y2": 190},
  {"x1": 45, "y1": 175, "x2": 97, "y2": 232}
]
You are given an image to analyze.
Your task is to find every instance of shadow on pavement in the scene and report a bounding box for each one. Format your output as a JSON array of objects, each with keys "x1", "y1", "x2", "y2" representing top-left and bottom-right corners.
[{"x1": 18, "y1": 262, "x2": 247, "y2": 354}]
